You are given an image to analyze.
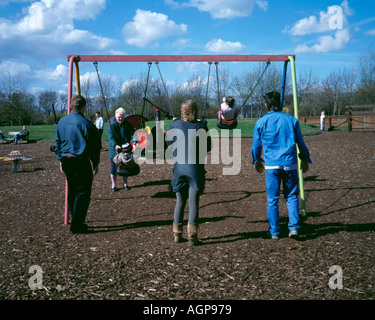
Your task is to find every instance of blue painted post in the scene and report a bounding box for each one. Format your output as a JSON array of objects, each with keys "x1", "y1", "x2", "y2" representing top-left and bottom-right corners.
[{"x1": 280, "y1": 61, "x2": 288, "y2": 108}]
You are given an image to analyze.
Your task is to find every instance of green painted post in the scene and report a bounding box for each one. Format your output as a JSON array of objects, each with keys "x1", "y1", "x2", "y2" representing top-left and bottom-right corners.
[{"x1": 288, "y1": 56, "x2": 306, "y2": 217}]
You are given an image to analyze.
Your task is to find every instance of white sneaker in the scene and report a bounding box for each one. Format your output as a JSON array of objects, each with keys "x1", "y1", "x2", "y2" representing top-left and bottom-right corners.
[
  {"x1": 267, "y1": 232, "x2": 279, "y2": 240},
  {"x1": 289, "y1": 230, "x2": 298, "y2": 238}
]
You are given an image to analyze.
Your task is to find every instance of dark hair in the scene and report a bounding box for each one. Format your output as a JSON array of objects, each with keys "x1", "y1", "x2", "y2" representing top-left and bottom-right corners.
[
  {"x1": 71, "y1": 95, "x2": 86, "y2": 111},
  {"x1": 264, "y1": 91, "x2": 281, "y2": 111},
  {"x1": 96, "y1": 111, "x2": 100, "y2": 114},
  {"x1": 224, "y1": 96, "x2": 235, "y2": 108}
]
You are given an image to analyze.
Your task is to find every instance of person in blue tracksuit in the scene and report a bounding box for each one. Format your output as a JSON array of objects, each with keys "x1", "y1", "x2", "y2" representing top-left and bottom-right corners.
[
  {"x1": 166, "y1": 100, "x2": 212, "y2": 246},
  {"x1": 251, "y1": 91, "x2": 312, "y2": 239},
  {"x1": 55, "y1": 95, "x2": 100, "y2": 234}
]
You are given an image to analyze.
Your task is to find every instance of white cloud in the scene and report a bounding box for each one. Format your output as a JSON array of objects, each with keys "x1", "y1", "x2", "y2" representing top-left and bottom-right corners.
[
  {"x1": 35, "y1": 64, "x2": 69, "y2": 82},
  {"x1": 175, "y1": 62, "x2": 207, "y2": 73},
  {"x1": 0, "y1": 0, "x2": 114, "y2": 62},
  {"x1": 286, "y1": 4, "x2": 349, "y2": 36},
  {"x1": 341, "y1": 0, "x2": 355, "y2": 16},
  {"x1": 188, "y1": 0, "x2": 253, "y2": 19},
  {"x1": 0, "y1": 61, "x2": 31, "y2": 77},
  {"x1": 167, "y1": 0, "x2": 268, "y2": 19},
  {"x1": 285, "y1": 1, "x2": 354, "y2": 36},
  {"x1": 255, "y1": 1, "x2": 268, "y2": 12},
  {"x1": 205, "y1": 38, "x2": 246, "y2": 53},
  {"x1": 365, "y1": 29, "x2": 375, "y2": 36},
  {"x1": 0, "y1": 61, "x2": 69, "y2": 91},
  {"x1": 295, "y1": 29, "x2": 351, "y2": 53},
  {"x1": 286, "y1": 1, "x2": 354, "y2": 53},
  {"x1": 122, "y1": 9, "x2": 187, "y2": 48}
]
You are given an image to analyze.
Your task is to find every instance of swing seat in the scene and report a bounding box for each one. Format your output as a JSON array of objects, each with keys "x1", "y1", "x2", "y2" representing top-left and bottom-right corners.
[
  {"x1": 217, "y1": 112, "x2": 238, "y2": 129},
  {"x1": 117, "y1": 164, "x2": 140, "y2": 177},
  {"x1": 113, "y1": 150, "x2": 140, "y2": 177}
]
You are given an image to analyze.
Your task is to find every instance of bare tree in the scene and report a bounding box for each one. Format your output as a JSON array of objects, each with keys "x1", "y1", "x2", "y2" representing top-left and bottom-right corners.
[
  {"x1": 323, "y1": 70, "x2": 344, "y2": 116},
  {"x1": 341, "y1": 67, "x2": 358, "y2": 109},
  {"x1": 357, "y1": 45, "x2": 375, "y2": 104},
  {"x1": 58, "y1": 93, "x2": 68, "y2": 113},
  {"x1": 0, "y1": 69, "x2": 31, "y2": 125},
  {"x1": 231, "y1": 63, "x2": 281, "y2": 118},
  {"x1": 81, "y1": 74, "x2": 95, "y2": 116},
  {"x1": 296, "y1": 68, "x2": 320, "y2": 116},
  {"x1": 119, "y1": 75, "x2": 146, "y2": 116},
  {"x1": 38, "y1": 90, "x2": 58, "y2": 124}
]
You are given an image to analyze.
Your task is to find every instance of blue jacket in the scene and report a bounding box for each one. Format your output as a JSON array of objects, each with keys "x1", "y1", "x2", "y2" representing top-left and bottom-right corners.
[
  {"x1": 251, "y1": 111, "x2": 312, "y2": 167},
  {"x1": 55, "y1": 111, "x2": 100, "y2": 167}
]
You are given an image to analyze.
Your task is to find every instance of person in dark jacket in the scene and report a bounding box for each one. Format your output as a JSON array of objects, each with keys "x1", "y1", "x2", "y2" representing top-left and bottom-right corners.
[
  {"x1": 108, "y1": 107, "x2": 135, "y2": 191},
  {"x1": 55, "y1": 95, "x2": 100, "y2": 234},
  {"x1": 13, "y1": 125, "x2": 29, "y2": 144},
  {"x1": 166, "y1": 100, "x2": 212, "y2": 246}
]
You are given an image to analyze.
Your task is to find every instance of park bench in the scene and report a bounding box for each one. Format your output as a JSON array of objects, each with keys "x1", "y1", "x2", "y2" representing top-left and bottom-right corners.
[{"x1": 8, "y1": 131, "x2": 30, "y2": 144}]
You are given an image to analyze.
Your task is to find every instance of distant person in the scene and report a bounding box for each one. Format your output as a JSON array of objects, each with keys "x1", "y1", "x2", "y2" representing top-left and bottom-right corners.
[
  {"x1": 320, "y1": 111, "x2": 326, "y2": 131},
  {"x1": 13, "y1": 125, "x2": 29, "y2": 144},
  {"x1": 166, "y1": 100, "x2": 212, "y2": 246},
  {"x1": 251, "y1": 91, "x2": 312, "y2": 240},
  {"x1": 95, "y1": 111, "x2": 105, "y2": 148},
  {"x1": 108, "y1": 107, "x2": 135, "y2": 191},
  {"x1": 55, "y1": 95, "x2": 100, "y2": 234}
]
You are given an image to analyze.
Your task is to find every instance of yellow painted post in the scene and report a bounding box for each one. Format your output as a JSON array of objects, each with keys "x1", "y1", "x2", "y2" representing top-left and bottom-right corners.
[
  {"x1": 288, "y1": 56, "x2": 306, "y2": 217},
  {"x1": 74, "y1": 60, "x2": 81, "y2": 95}
]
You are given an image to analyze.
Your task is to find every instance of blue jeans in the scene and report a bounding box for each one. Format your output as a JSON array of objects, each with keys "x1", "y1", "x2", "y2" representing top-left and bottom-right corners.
[{"x1": 265, "y1": 169, "x2": 301, "y2": 236}]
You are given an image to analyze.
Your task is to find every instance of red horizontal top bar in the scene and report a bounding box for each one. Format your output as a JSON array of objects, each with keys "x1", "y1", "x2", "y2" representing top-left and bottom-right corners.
[{"x1": 67, "y1": 54, "x2": 295, "y2": 63}]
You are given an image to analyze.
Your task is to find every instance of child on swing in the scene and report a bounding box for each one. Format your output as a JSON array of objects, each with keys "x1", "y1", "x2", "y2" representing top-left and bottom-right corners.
[
  {"x1": 220, "y1": 96, "x2": 237, "y2": 120},
  {"x1": 218, "y1": 96, "x2": 238, "y2": 129}
]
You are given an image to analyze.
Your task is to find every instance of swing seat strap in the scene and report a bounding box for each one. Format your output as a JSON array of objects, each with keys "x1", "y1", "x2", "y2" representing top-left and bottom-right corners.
[{"x1": 218, "y1": 112, "x2": 237, "y2": 125}]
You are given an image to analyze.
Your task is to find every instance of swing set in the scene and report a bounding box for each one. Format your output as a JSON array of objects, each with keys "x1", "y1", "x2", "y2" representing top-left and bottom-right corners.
[{"x1": 64, "y1": 54, "x2": 306, "y2": 225}]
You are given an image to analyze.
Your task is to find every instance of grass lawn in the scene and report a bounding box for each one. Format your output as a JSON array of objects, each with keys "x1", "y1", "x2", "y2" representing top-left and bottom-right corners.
[{"x1": 0, "y1": 118, "x2": 320, "y2": 142}]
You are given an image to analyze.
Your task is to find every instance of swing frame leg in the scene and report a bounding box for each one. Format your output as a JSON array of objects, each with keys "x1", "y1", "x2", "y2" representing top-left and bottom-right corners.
[{"x1": 288, "y1": 56, "x2": 306, "y2": 217}]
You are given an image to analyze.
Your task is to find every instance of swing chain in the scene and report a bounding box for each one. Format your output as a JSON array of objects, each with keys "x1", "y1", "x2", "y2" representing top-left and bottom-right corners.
[
  {"x1": 155, "y1": 61, "x2": 175, "y2": 119},
  {"x1": 93, "y1": 61, "x2": 110, "y2": 120},
  {"x1": 141, "y1": 61, "x2": 153, "y2": 117},
  {"x1": 202, "y1": 61, "x2": 212, "y2": 120},
  {"x1": 215, "y1": 61, "x2": 221, "y2": 108},
  {"x1": 239, "y1": 59, "x2": 271, "y2": 113}
]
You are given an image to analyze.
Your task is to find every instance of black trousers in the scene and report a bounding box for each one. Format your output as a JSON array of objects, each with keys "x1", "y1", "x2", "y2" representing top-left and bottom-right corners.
[
  {"x1": 62, "y1": 157, "x2": 93, "y2": 232},
  {"x1": 98, "y1": 129, "x2": 103, "y2": 148}
]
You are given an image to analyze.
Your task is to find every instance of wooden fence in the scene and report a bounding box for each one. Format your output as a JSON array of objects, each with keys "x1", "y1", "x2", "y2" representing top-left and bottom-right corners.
[{"x1": 300, "y1": 105, "x2": 375, "y2": 131}]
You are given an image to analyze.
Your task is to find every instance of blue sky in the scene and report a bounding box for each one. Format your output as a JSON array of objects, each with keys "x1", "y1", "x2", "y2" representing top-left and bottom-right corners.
[{"x1": 1, "y1": 0, "x2": 375, "y2": 95}]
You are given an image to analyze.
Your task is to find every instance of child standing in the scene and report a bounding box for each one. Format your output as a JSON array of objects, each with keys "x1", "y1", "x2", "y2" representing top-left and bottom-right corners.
[
  {"x1": 251, "y1": 91, "x2": 312, "y2": 239},
  {"x1": 320, "y1": 111, "x2": 326, "y2": 131},
  {"x1": 166, "y1": 100, "x2": 212, "y2": 246}
]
